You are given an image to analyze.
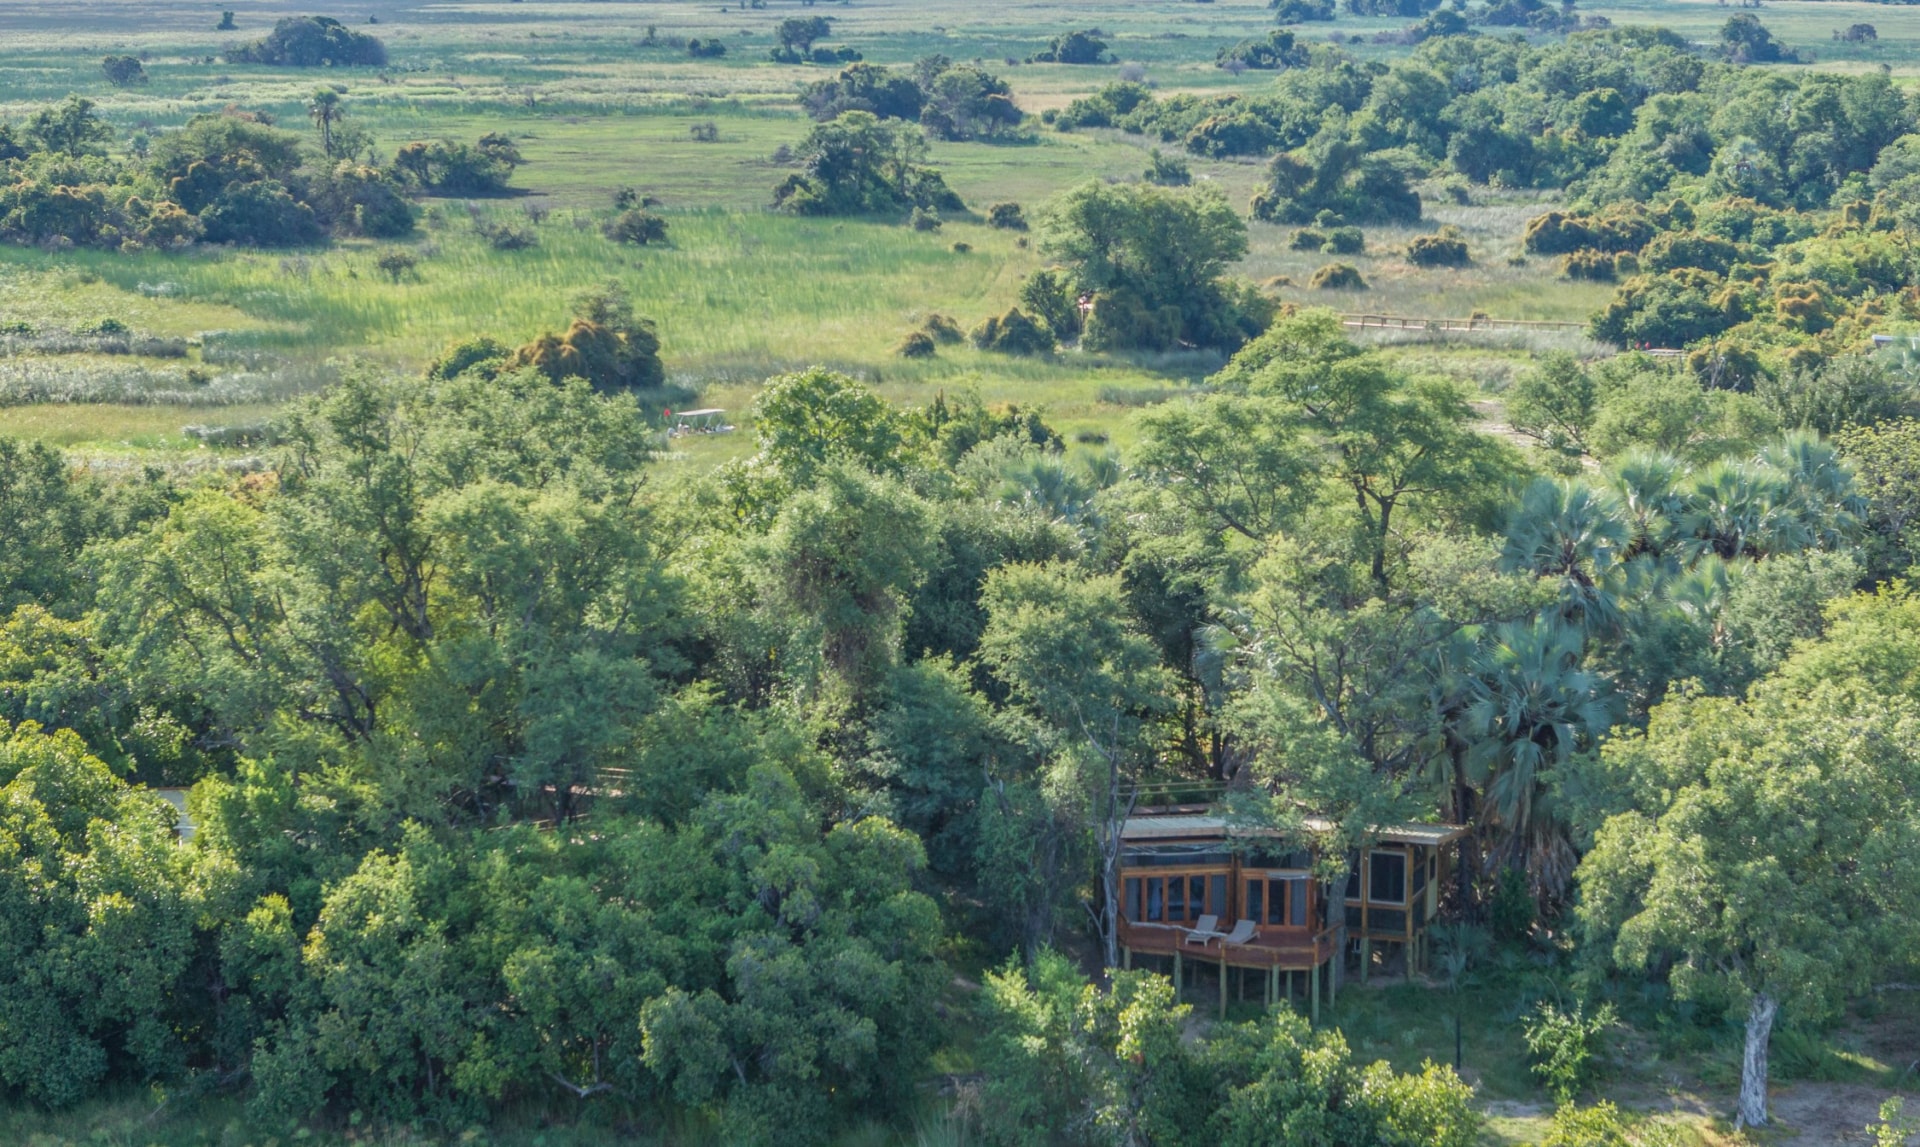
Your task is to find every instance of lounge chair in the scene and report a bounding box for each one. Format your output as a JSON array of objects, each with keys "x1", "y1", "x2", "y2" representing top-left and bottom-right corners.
[
  {"x1": 1214, "y1": 919, "x2": 1258, "y2": 949},
  {"x1": 1182, "y1": 915, "x2": 1223, "y2": 945}
]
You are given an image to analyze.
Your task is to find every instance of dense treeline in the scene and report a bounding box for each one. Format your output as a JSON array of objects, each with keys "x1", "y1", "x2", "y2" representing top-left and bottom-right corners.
[
  {"x1": 0, "y1": 95, "x2": 520, "y2": 252},
  {"x1": 2, "y1": 291, "x2": 1916, "y2": 1134}
]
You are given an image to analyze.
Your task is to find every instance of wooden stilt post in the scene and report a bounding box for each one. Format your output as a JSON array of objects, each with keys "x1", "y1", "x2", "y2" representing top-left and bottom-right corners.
[
  {"x1": 1361, "y1": 937, "x2": 1371, "y2": 985},
  {"x1": 1219, "y1": 957, "x2": 1227, "y2": 1019},
  {"x1": 1269, "y1": 965, "x2": 1277, "y2": 1008},
  {"x1": 1173, "y1": 949, "x2": 1181, "y2": 997},
  {"x1": 1123, "y1": 946, "x2": 1132, "y2": 970},
  {"x1": 1310, "y1": 959, "x2": 1320, "y2": 1023}
]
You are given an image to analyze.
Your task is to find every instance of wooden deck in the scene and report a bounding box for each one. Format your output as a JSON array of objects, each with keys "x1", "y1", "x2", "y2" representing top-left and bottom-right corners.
[{"x1": 1118, "y1": 921, "x2": 1336, "y2": 971}]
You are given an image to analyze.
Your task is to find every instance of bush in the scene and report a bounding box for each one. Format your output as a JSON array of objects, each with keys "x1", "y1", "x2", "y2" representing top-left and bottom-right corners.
[
  {"x1": 1272, "y1": 0, "x2": 1336, "y2": 21},
  {"x1": 687, "y1": 38, "x2": 727, "y2": 58},
  {"x1": 1309, "y1": 262, "x2": 1367, "y2": 290},
  {"x1": 896, "y1": 330, "x2": 937, "y2": 358},
  {"x1": 391, "y1": 135, "x2": 523, "y2": 196},
  {"x1": 970, "y1": 308, "x2": 1054, "y2": 355},
  {"x1": 373, "y1": 248, "x2": 417, "y2": 282},
  {"x1": 1407, "y1": 227, "x2": 1471, "y2": 268},
  {"x1": 910, "y1": 206, "x2": 942, "y2": 232},
  {"x1": 426, "y1": 336, "x2": 511, "y2": 380},
  {"x1": 603, "y1": 208, "x2": 669, "y2": 246},
  {"x1": 477, "y1": 220, "x2": 536, "y2": 250},
  {"x1": 1563, "y1": 249, "x2": 1616, "y2": 282},
  {"x1": 920, "y1": 313, "x2": 963, "y2": 344},
  {"x1": 1289, "y1": 228, "x2": 1327, "y2": 252},
  {"x1": 1030, "y1": 30, "x2": 1110, "y2": 65},
  {"x1": 226, "y1": 15, "x2": 386, "y2": 66},
  {"x1": 1144, "y1": 149, "x2": 1192, "y2": 187},
  {"x1": 1324, "y1": 226, "x2": 1365, "y2": 255},
  {"x1": 101, "y1": 56, "x2": 148, "y2": 86},
  {"x1": 1523, "y1": 1001, "x2": 1617, "y2": 1102},
  {"x1": 200, "y1": 180, "x2": 324, "y2": 247},
  {"x1": 950, "y1": 241, "x2": 971, "y2": 253},
  {"x1": 689, "y1": 120, "x2": 720, "y2": 142},
  {"x1": 987, "y1": 202, "x2": 1027, "y2": 230}
]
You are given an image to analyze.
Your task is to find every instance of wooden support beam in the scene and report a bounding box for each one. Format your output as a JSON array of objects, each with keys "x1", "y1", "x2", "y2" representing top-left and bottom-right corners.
[
  {"x1": 1219, "y1": 955, "x2": 1227, "y2": 1019},
  {"x1": 1173, "y1": 949, "x2": 1181, "y2": 997},
  {"x1": 1123, "y1": 945, "x2": 1131, "y2": 971},
  {"x1": 1310, "y1": 959, "x2": 1320, "y2": 1024},
  {"x1": 1362, "y1": 937, "x2": 1371, "y2": 985}
]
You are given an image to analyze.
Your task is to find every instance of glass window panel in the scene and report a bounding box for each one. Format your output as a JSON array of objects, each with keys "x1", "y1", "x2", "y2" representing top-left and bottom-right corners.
[
  {"x1": 1168, "y1": 875, "x2": 1186, "y2": 920},
  {"x1": 1245, "y1": 880, "x2": 1263, "y2": 925},
  {"x1": 1369, "y1": 851, "x2": 1406, "y2": 904},
  {"x1": 1147, "y1": 878, "x2": 1164, "y2": 922},
  {"x1": 1266, "y1": 878, "x2": 1287, "y2": 925},
  {"x1": 1125, "y1": 878, "x2": 1141, "y2": 921},
  {"x1": 1190, "y1": 876, "x2": 1206, "y2": 920},
  {"x1": 1210, "y1": 875, "x2": 1227, "y2": 917},
  {"x1": 1289, "y1": 878, "x2": 1308, "y2": 926}
]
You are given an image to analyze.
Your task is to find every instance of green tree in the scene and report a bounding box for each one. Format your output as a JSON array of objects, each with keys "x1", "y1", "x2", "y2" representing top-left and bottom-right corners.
[
  {"x1": 1576, "y1": 590, "x2": 1920, "y2": 1127},
  {"x1": 307, "y1": 87, "x2": 345, "y2": 158},
  {"x1": 1040, "y1": 180, "x2": 1262, "y2": 352},
  {"x1": 979, "y1": 563, "x2": 1173, "y2": 967},
  {"x1": 25, "y1": 95, "x2": 112, "y2": 155}
]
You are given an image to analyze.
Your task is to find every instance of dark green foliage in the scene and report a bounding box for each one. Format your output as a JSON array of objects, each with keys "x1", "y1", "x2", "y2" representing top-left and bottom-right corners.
[
  {"x1": 970, "y1": 308, "x2": 1055, "y2": 356},
  {"x1": 603, "y1": 207, "x2": 669, "y2": 245},
  {"x1": 987, "y1": 201, "x2": 1028, "y2": 230},
  {"x1": 919, "y1": 62, "x2": 1024, "y2": 141},
  {"x1": 1031, "y1": 30, "x2": 1111, "y2": 65},
  {"x1": 390, "y1": 133, "x2": 523, "y2": 195},
  {"x1": 1721, "y1": 14, "x2": 1800, "y2": 65},
  {"x1": 1041, "y1": 180, "x2": 1267, "y2": 352},
  {"x1": 804, "y1": 63, "x2": 924, "y2": 122},
  {"x1": 1144, "y1": 148, "x2": 1192, "y2": 186},
  {"x1": 201, "y1": 180, "x2": 324, "y2": 247},
  {"x1": 1217, "y1": 29, "x2": 1308, "y2": 71},
  {"x1": 896, "y1": 330, "x2": 936, "y2": 358},
  {"x1": 1271, "y1": 0, "x2": 1336, "y2": 21},
  {"x1": 1589, "y1": 270, "x2": 1742, "y2": 348},
  {"x1": 25, "y1": 96, "x2": 111, "y2": 155},
  {"x1": 305, "y1": 161, "x2": 416, "y2": 238},
  {"x1": 425, "y1": 336, "x2": 511, "y2": 381},
  {"x1": 226, "y1": 15, "x2": 387, "y2": 67},
  {"x1": 773, "y1": 111, "x2": 962, "y2": 217},
  {"x1": 687, "y1": 37, "x2": 728, "y2": 58},
  {"x1": 1019, "y1": 268, "x2": 1081, "y2": 342},
  {"x1": 100, "y1": 55, "x2": 147, "y2": 86},
  {"x1": 1253, "y1": 134, "x2": 1422, "y2": 225},
  {"x1": 776, "y1": 15, "x2": 833, "y2": 55},
  {"x1": 1563, "y1": 249, "x2": 1617, "y2": 282}
]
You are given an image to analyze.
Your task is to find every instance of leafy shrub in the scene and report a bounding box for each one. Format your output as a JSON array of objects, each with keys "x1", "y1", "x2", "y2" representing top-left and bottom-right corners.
[
  {"x1": 689, "y1": 120, "x2": 720, "y2": 142},
  {"x1": 687, "y1": 38, "x2": 727, "y2": 58},
  {"x1": 477, "y1": 220, "x2": 536, "y2": 250},
  {"x1": 426, "y1": 336, "x2": 511, "y2": 381},
  {"x1": 920, "y1": 313, "x2": 964, "y2": 344},
  {"x1": 1272, "y1": 0, "x2": 1336, "y2": 21},
  {"x1": 508, "y1": 284, "x2": 664, "y2": 392},
  {"x1": 373, "y1": 248, "x2": 417, "y2": 282},
  {"x1": 910, "y1": 206, "x2": 941, "y2": 232},
  {"x1": 1217, "y1": 29, "x2": 1308, "y2": 70},
  {"x1": 896, "y1": 330, "x2": 937, "y2": 358},
  {"x1": 226, "y1": 16, "x2": 386, "y2": 66},
  {"x1": 391, "y1": 134, "x2": 523, "y2": 196},
  {"x1": 201, "y1": 180, "x2": 323, "y2": 247},
  {"x1": 1564, "y1": 249, "x2": 1616, "y2": 281},
  {"x1": 1324, "y1": 226, "x2": 1365, "y2": 255},
  {"x1": 603, "y1": 208, "x2": 669, "y2": 246},
  {"x1": 1289, "y1": 228, "x2": 1326, "y2": 251},
  {"x1": 1309, "y1": 262, "x2": 1367, "y2": 290},
  {"x1": 101, "y1": 56, "x2": 148, "y2": 86},
  {"x1": 1523, "y1": 1001, "x2": 1617, "y2": 1102},
  {"x1": 1030, "y1": 30, "x2": 1110, "y2": 65},
  {"x1": 987, "y1": 202, "x2": 1027, "y2": 230},
  {"x1": 1144, "y1": 149, "x2": 1192, "y2": 187},
  {"x1": 970, "y1": 308, "x2": 1054, "y2": 355},
  {"x1": 1408, "y1": 227, "x2": 1471, "y2": 267}
]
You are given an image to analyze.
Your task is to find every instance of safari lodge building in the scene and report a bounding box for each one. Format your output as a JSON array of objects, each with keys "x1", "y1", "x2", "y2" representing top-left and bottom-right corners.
[{"x1": 1117, "y1": 809, "x2": 1466, "y2": 1017}]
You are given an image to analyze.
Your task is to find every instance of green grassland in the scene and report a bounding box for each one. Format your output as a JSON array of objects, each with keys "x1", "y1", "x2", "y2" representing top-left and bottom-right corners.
[{"x1": 10, "y1": 0, "x2": 1892, "y2": 456}]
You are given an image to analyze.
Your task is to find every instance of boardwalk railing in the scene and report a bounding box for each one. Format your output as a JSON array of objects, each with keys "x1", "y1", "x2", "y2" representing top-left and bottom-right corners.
[{"x1": 1341, "y1": 312, "x2": 1588, "y2": 333}]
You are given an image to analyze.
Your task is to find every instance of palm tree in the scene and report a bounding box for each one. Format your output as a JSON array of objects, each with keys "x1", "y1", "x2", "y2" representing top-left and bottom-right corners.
[
  {"x1": 1606, "y1": 449, "x2": 1685, "y2": 567},
  {"x1": 1500, "y1": 477, "x2": 1631, "y2": 637},
  {"x1": 1679, "y1": 459, "x2": 1796, "y2": 560},
  {"x1": 308, "y1": 88, "x2": 345, "y2": 158},
  {"x1": 1461, "y1": 617, "x2": 1617, "y2": 904},
  {"x1": 1754, "y1": 432, "x2": 1867, "y2": 551}
]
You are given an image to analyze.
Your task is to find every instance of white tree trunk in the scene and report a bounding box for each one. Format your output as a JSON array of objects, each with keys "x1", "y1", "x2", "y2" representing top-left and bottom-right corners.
[{"x1": 1737, "y1": 992, "x2": 1777, "y2": 1129}]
